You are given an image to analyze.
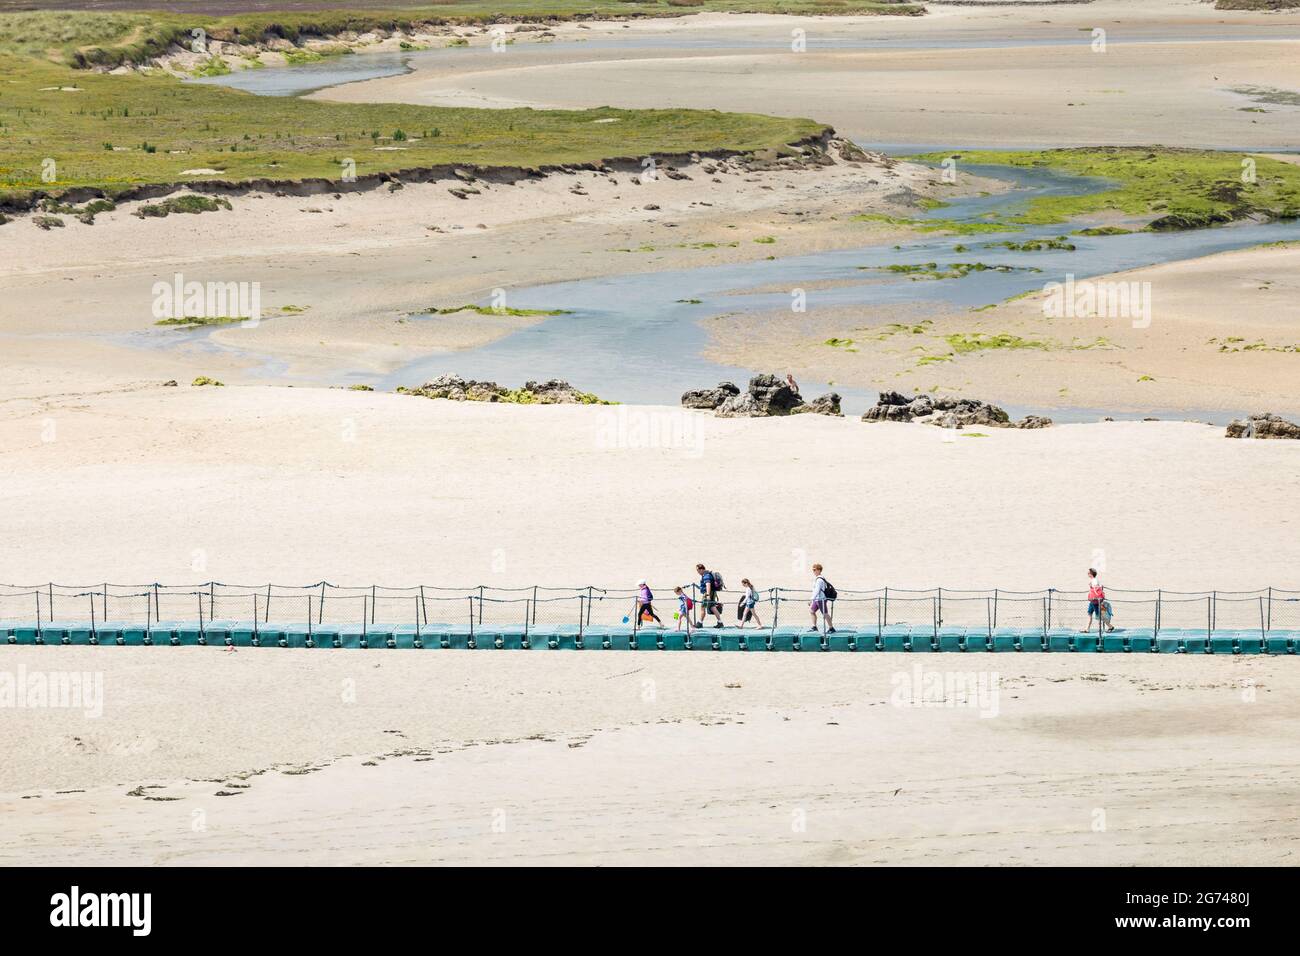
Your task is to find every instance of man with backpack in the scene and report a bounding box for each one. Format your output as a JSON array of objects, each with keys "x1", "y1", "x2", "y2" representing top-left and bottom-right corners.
[
  {"x1": 809, "y1": 563, "x2": 837, "y2": 633},
  {"x1": 695, "y1": 563, "x2": 725, "y2": 629}
]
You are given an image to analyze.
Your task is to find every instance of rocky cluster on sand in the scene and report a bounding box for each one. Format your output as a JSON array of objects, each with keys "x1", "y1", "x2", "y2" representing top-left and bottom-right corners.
[
  {"x1": 681, "y1": 374, "x2": 842, "y2": 418},
  {"x1": 399, "y1": 375, "x2": 609, "y2": 404},
  {"x1": 861, "y1": 391, "x2": 1053, "y2": 430},
  {"x1": 1225, "y1": 412, "x2": 1300, "y2": 440}
]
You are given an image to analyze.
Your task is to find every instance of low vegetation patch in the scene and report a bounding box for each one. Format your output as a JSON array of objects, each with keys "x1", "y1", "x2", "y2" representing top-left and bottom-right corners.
[
  {"x1": 910, "y1": 147, "x2": 1300, "y2": 230},
  {"x1": 0, "y1": 5, "x2": 926, "y2": 68},
  {"x1": 0, "y1": 51, "x2": 825, "y2": 202},
  {"x1": 134, "y1": 195, "x2": 232, "y2": 218}
]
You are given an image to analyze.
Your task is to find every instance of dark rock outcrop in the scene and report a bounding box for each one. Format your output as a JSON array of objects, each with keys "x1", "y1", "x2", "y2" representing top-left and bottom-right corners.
[
  {"x1": 1226, "y1": 413, "x2": 1300, "y2": 440},
  {"x1": 681, "y1": 381, "x2": 739, "y2": 410},
  {"x1": 716, "y1": 374, "x2": 804, "y2": 418},
  {"x1": 791, "y1": 392, "x2": 843, "y2": 417},
  {"x1": 521, "y1": 379, "x2": 597, "y2": 404},
  {"x1": 861, "y1": 392, "x2": 1051, "y2": 429},
  {"x1": 404, "y1": 374, "x2": 507, "y2": 402}
]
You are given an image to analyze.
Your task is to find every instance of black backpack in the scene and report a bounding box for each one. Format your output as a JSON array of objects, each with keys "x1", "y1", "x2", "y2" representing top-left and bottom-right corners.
[
  {"x1": 822, "y1": 579, "x2": 837, "y2": 601},
  {"x1": 710, "y1": 572, "x2": 725, "y2": 593}
]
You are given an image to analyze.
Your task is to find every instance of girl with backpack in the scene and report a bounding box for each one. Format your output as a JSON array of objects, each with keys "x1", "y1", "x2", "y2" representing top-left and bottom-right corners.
[
  {"x1": 809, "y1": 564, "x2": 837, "y2": 633},
  {"x1": 635, "y1": 579, "x2": 663, "y2": 628},
  {"x1": 737, "y1": 579, "x2": 762, "y2": 628}
]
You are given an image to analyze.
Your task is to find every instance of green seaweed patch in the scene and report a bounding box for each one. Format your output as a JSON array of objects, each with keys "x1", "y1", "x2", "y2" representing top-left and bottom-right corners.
[
  {"x1": 425, "y1": 304, "x2": 572, "y2": 317},
  {"x1": 1073, "y1": 226, "x2": 1134, "y2": 236},
  {"x1": 984, "y1": 236, "x2": 1076, "y2": 252},
  {"x1": 868, "y1": 261, "x2": 1039, "y2": 281},
  {"x1": 944, "y1": 332, "x2": 1109, "y2": 354},
  {"x1": 500, "y1": 387, "x2": 612, "y2": 405},
  {"x1": 676, "y1": 298, "x2": 702, "y2": 304},
  {"x1": 823, "y1": 337, "x2": 856, "y2": 349},
  {"x1": 753, "y1": 235, "x2": 776, "y2": 244},
  {"x1": 1208, "y1": 336, "x2": 1299, "y2": 353},
  {"x1": 155, "y1": 315, "x2": 248, "y2": 328},
  {"x1": 853, "y1": 213, "x2": 1021, "y2": 236},
  {"x1": 191, "y1": 376, "x2": 224, "y2": 386},
  {"x1": 961, "y1": 432, "x2": 989, "y2": 438}
]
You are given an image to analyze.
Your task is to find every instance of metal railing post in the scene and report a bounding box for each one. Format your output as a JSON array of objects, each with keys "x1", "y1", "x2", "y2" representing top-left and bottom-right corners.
[
  {"x1": 420, "y1": 585, "x2": 427, "y2": 626},
  {"x1": 993, "y1": 588, "x2": 999, "y2": 628},
  {"x1": 1211, "y1": 590, "x2": 1217, "y2": 631},
  {"x1": 1267, "y1": 586, "x2": 1273, "y2": 630},
  {"x1": 89, "y1": 593, "x2": 97, "y2": 641},
  {"x1": 937, "y1": 587, "x2": 943, "y2": 627},
  {"x1": 883, "y1": 586, "x2": 889, "y2": 626},
  {"x1": 49, "y1": 583, "x2": 54, "y2": 622},
  {"x1": 1155, "y1": 588, "x2": 1161, "y2": 635},
  {"x1": 265, "y1": 584, "x2": 272, "y2": 623},
  {"x1": 1259, "y1": 596, "x2": 1266, "y2": 640},
  {"x1": 253, "y1": 593, "x2": 259, "y2": 641},
  {"x1": 371, "y1": 585, "x2": 377, "y2": 624},
  {"x1": 103, "y1": 583, "x2": 108, "y2": 622},
  {"x1": 307, "y1": 595, "x2": 313, "y2": 641},
  {"x1": 478, "y1": 586, "x2": 484, "y2": 625},
  {"x1": 532, "y1": 586, "x2": 538, "y2": 625},
  {"x1": 209, "y1": 581, "x2": 215, "y2": 621},
  {"x1": 198, "y1": 589, "x2": 205, "y2": 641},
  {"x1": 319, "y1": 582, "x2": 326, "y2": 624},
  {"x1": 772, "y1": 589, "x2": 780, "y2": 630}
]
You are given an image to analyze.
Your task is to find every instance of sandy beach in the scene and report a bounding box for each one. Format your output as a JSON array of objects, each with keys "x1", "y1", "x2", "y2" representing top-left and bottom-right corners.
[
  {"x1": 3, "y1": 0, "x2": 1300, "y2": 870},
  {"x1": 4, "y1": 648, "x2": 1298, "y2": 866}
]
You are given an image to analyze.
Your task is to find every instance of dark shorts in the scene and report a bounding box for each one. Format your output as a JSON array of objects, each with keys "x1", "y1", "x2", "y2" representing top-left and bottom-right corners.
[
  {"x1": 1088, "y1": 600, "x2": 1100, "y2": 615},
  {"x1": 811, "y1": 599, "x2": 827, "y2": 612}
]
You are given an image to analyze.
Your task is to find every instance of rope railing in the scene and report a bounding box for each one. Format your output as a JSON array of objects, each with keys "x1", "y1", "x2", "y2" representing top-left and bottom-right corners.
[{"x1": 2, "y1": 582, "x2": 1297, "y2": 634}]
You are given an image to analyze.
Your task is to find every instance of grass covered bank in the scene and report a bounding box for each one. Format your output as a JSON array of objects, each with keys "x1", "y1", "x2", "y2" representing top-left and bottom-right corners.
[
  {"x1": 0, "y1": 2, "x2": 923, "y2": 68},
  {"x1": 0, "y1": 53, "x2": 825, "y2": 203},
  {"x1": 913, "y1": 147, "x2": 1300, "y2": 230}
]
